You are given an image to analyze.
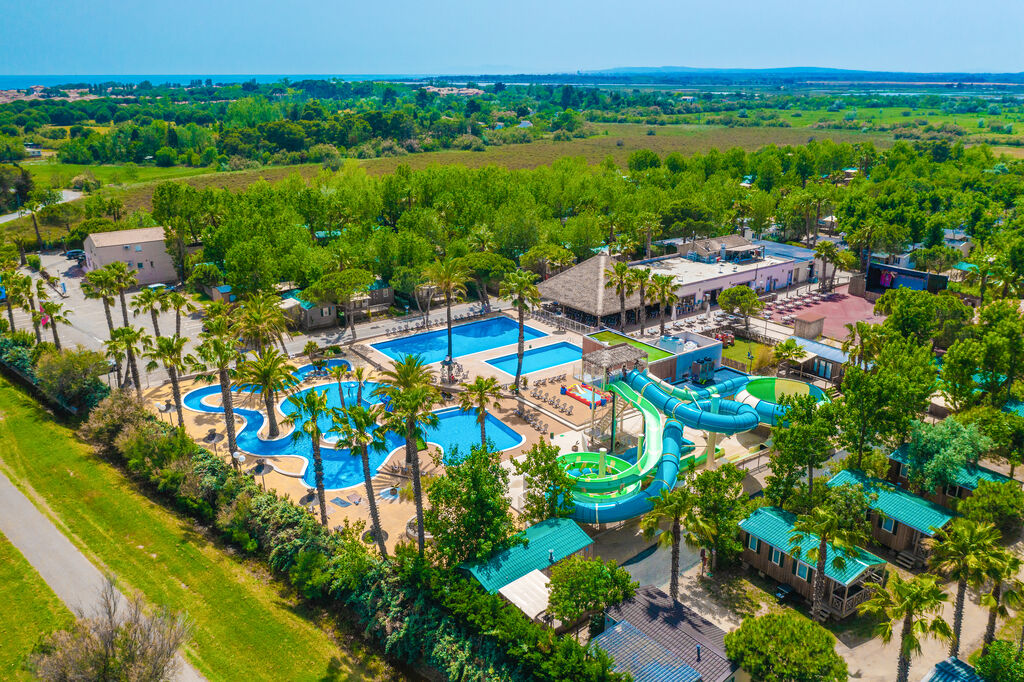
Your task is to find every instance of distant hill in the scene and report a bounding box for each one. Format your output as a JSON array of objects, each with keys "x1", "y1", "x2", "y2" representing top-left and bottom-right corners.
[{"x1": 577, "y1": 66, "x2": 1024, "y2": 83}]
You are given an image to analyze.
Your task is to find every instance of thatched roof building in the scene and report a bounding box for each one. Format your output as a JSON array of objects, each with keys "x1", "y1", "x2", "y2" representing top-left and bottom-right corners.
[{"x1": 537, "y1": 254, "x2": 641, "y2": 318}]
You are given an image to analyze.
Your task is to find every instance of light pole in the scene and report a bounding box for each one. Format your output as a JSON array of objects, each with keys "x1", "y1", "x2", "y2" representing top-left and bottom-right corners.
[{"x1": 231, "y1": 450, "x2": 245, "y2": 471}]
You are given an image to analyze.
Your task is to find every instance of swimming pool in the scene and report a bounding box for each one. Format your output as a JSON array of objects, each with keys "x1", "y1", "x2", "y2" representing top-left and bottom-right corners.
[
  {"x1": 371, "y1": 316, "x2": 546, "y2": 365},
  {"x1": 486, "y1": 341, "x2": 582, "y2": 376},
  {"x1": 292, "y1": 358, "x2": 350, "y2": 380},
  {"x1": 182, "y1": 381, "x2": 524, "y2": 489}
]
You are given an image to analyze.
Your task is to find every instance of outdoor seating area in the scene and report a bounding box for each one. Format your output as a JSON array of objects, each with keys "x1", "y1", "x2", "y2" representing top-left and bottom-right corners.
[
  {"x1": 528, "y1": 375, "x2": 576, "y2": 416},
  {"x1": 762, "y1": 290, "x2": 844, "y2": 325},
  {"x1": 380, "y1": 307, "x2": 490, "y2": 336}
]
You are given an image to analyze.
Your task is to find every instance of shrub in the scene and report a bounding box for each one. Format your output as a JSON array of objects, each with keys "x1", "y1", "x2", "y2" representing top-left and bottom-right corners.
[
  {"x1": 35, "y1": 347, "x2": 109, "y2": 410},
  {"x1": 959, "y1": 480, "x2": 1024, "y2": 535},
  {"x1": 26, "y1": 254, "x2": 41, "y2": 271},
  {"x1": 974, "y1": 639, "x2": 1024, "y2": 681},
  {"x1": 78, "y1": 390, "x2": 148, "y2": 457},
  {"x1": 725, "y1": 612, "x2": 848, "y2": 682}
]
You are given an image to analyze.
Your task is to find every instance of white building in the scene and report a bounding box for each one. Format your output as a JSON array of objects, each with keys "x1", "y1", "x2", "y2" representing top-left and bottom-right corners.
[{"x1": 83, "y1": 227, "x2": 176, "y2": 286}]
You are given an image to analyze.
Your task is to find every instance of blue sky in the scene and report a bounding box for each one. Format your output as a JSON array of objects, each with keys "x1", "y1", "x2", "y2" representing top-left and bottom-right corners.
[{"x1": 4, "y1": 0, "x2": 1023, "y2": 75}]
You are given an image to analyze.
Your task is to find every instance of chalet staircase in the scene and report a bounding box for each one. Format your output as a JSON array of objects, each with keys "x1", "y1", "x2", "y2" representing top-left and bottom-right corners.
[
  {"x1": 825, "y1": 386, "x2": 842, "y2": 400},
  {"x1": 894, "y1": 551, "x2": 917, "y2": 570}
]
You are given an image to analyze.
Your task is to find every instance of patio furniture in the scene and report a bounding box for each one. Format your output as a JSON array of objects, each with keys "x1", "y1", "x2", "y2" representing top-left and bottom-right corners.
[{"x1": 347, "y1": 493, "x2": 363, "y2": 505}]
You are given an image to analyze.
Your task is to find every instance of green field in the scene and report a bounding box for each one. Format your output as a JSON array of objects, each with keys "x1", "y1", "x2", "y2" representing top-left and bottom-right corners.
[
  {"x1": 0, "y1": 379, "x2": 393, "y2": 682},
  {"x1": 0, "y1": 532, "x2": 73, "y2": 680},
  {"x1": 591, "y1": 330, "x2": 673, "y2": 362},
  {"x1": 722, "y1": 339, "x2": 774, "y2": 370},
  {"x1": 22, "y1": 161, "x2": 212, "y2": 188}
]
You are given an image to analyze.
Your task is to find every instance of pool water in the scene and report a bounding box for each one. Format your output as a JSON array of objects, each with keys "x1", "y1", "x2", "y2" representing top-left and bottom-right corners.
[
  {"x1": 372, "y1": 316, "x2": 546, "y2": 365},
  {"x1": 183, "y1": 381, "x2": 523, "y2": 490},
  {"x1": 292, "y1": 358, "x2": 350, "y2": 380},
  {"x1": 486, "y1": 341, "x2": 582, "y2": 376}
]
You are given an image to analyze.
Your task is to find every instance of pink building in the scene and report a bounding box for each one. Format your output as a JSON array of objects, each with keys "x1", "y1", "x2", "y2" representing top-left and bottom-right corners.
[{"x1": 83, "y1": 227, "x2": 176, "y2": 286}]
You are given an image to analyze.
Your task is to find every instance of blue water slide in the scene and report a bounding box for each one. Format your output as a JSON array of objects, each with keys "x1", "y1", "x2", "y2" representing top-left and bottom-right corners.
[
  {"x1": 625, "y1": 370, "x2": 759, "y2": 435},
  {"x1": 570, "y1": 420, "x2": 688, "y2": 524}
]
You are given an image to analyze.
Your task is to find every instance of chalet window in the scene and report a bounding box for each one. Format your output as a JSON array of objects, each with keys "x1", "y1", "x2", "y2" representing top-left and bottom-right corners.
[
  {"x1": 898, "y1": 462, "x2": 908, "y2": 478},
  {"x1": 747, "y1": 535, "x2": 759, "y2": 553},
  {"x1": 945, "y1": 484, "x2": 963, "y2": 499},
  {"x1": 135, "y1": 245, "x2": 143, "y2": 252},
  {"x1": 796, "y1": 562, "x2": 810, "y2": 581},
  {"x1": 770, "y1": 547, "x2": 782, "y2": 566},
  {"x1": 881, "y1": 517, "x2": 896, "y2": 534},
  {"x1": 320, "y1": 307, "x2": 331, "y2": 317}
]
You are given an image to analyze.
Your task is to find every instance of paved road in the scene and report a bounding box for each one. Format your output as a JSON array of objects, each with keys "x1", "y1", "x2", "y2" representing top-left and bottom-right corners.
[
  {"x1": 0, "y1": 190, "x2": 83, "y2": 224},
  {"x1": 0, "y1": 468, "x2": 204, "y2": 681}
]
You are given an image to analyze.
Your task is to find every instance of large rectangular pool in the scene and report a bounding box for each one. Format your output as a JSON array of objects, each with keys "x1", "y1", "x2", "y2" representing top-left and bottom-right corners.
[
  {"x1": 486, "y1": 341, "x2": 582, "y2": 376},
  {"x1": 372, "y1": 316, "x2": 546, "y2": 365}
]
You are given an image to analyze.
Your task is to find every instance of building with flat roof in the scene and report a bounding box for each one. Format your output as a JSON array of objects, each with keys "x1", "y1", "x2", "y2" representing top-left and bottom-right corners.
[{"x1": 83, "y1": 227, "x2": 176, "y2": 286}]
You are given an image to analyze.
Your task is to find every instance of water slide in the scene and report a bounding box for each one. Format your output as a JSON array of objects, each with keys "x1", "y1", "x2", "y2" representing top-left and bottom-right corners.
[{"x1": 625, "y1": 369, "x2": 759, "y2": 435}]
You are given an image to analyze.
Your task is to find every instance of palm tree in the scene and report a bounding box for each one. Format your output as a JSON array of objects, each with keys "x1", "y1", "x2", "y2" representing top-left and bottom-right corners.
[
  {"x1": 350, "y1": 365, "x2": 372, "y2": 405},
  {"x1": 423, "y1": 258, "x2": 469, "y2": 365},
  {"x1": 789, "y1": 503, "x2": 872, "y2": 622},
  {"x1": 376, "y1": 355, "x2": 439, "y2": 556},
  {"x1": 927, "y1": 518, "x2": 1003, "y2": 658},
  {"x1": 605, "y1": 260, "x2": 635, "y2": 331},
  {"x1": 24, "y1": 276, "x2": 46, "y2": 344},
  {"x1": 630, "y1": 267, "x2": 653, "y2": 336},
  {"x1": 83, "y1": 269, "x2": 123, "y2": 384},
  {"x1": 459, "y1": 376, "x2": 502, "y2": 449},
  {"x1": 108, "y1": 325, "x2": 150, "y2": 397},
  {"x1": 649, "y1": 273, "x2": 678, "y2": 336},
  {"x1": 981, "y1": 549, "x2": 1022, "y2": 653},
  {"x1": 466, "y1": 227, "x2": 497, "y2": 305},
  {"x1": 165, "y1": 290, "x2": 198, "y2": 338},
  {"x1": 772, "y1": 338, "x2": 805, "y2": 377},
  {"x1": 103, "y1": 261, "x2": 139, "y2": 328},
  {"x1": 327, "y1": 364, "x2": 350, "y2": 410},
  {"x1": 235, "y1": 293, "x2": 289, "y2": 354},
  {"x1": 40, "y1": 300, "x2": 69, "y2": 351},
  {"x1": 283, "y1": 388, "x2": 332, "y2": 526},
  {"x1": 964, "y1": 242, "x2": 999, "y2": 305},
  {"x1": 498, "y1": 270, "x2": 541, "y2": 393},
  {"x1": 236, "y1": 349, "x2": 296, "y2": 439},
  {"x1": 639, "y1": 487, "x2": 693, "y2": 601},
  {"x1": 859, "y1": 573, "x2": 951, "y2": 682},
  {"x1": 144, "y1": 335, "x2": 188, "y2": 426},
  {"x1": 130, "y1": 286, "x2": 168, "y2": 337},
  {"x1": 841, "y1": 321, "x2": 885, "y2": 371},
  {"x1": 0, "y1": 269, "x2": 20, "y2": 332},
  {"x1": 333, "y1": 404, "x2": 389, "y2": 558},
  {"x1": 191, "y1": 320, "x2": 241, "y2": 465}
]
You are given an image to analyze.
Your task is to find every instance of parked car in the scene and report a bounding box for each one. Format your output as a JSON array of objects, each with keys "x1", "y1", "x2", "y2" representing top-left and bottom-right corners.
[{"x1": 64, "y1": 249, "x2": 85, "y2": 260}]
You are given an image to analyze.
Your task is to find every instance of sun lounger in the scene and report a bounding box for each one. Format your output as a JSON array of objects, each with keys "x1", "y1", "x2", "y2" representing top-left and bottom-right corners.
[
  {"x1": 347, "y1": 493, "x2": 363, "y2": 505},
  {"x1": 330, "y1": 496, "x2": 350, "y2": 508}
]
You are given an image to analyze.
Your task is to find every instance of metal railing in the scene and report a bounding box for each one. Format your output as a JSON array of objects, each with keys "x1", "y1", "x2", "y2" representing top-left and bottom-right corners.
[{"x1": 531, "y1": 310, "x2": 598, "y2": 335}]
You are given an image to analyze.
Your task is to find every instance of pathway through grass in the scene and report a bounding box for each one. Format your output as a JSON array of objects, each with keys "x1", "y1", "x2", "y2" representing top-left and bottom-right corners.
[
  {"x1": 0, "y1": 379, "x2": 393, "y2": 682},
  {"x1": 0, "y1": 531, "x2": 73, "y2": 680}
]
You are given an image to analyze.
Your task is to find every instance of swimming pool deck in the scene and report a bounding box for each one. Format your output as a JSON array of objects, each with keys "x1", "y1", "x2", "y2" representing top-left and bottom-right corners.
[{"x1": 142, "y1": 315, "x2": 592, "y2": 551}]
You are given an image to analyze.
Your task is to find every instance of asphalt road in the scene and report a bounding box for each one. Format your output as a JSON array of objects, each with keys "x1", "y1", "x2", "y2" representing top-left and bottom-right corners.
[
  {"x1": 0, "y1": 190, "x2": 83, "y2": 224},
  {"x1": 0, "y1": 468, "x2": 204, "y2": 680}
]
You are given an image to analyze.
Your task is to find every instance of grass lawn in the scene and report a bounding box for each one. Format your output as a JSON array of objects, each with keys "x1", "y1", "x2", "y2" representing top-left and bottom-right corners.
[
  {"x1": 591, "y1": 330, "x2": 673, "y2": 362},
  {"x1": 22, "y1": 161, "x2": 212, "y2": 188},
  {"x1": 721, "y1": 339, "x2": 774, "y2": 371},
  {"x1": 0, "y1": 378, "x2": 394, "y2": 682},
  {"x1": 0, "y1": 531, "x2": 73, "y2": 680}
]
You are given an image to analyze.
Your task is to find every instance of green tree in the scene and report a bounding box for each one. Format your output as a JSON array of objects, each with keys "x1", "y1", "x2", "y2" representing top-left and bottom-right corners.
[
  {"x1": 282, "y1": 388, "x2": 332, "y2": 527},
  {"x1": 639, "y1": 486, "x2": 693, "y2": 601},
  {"x1": 980, "y1": 549, "x2": 1022, "y2": 652},
  {"x1": 189, "y1": 318, "x2": 240, "y2": 463},
  {"x1": 234, "y1": 292, "x2": 289, "y2": 354},
  {"x1": 905, "y1": 418, "x2": 993, "y2": 495},
  {"x1": 425, "y1": 443, "x2": 519, "y2": 567},
  {"x1": 236, "y1": 348, "x2": 296, "y2": 438},
  {"x1": 975, "y1": 640, "x2": 1024, "y2": 682},
  {"x1": 144, "y1": 335, "x2": 188, "y2": 426},
  {"x1": 768, "y1": 394, "x2": 839, "y2": 506},
  {"x1": 107, "y1": 325, "x2": 150, "y2": 398},
  {"x1": 772, "y1": 338, "x2": 805, "y2": 376},
  {"x1": 376, "y1": 355, "x2": 439, "y2": 556},
  {"x1": 102, "y1": 261, "x2": 139, "y2": 329},
  {"x1": 724, "y1": 612, "x2": 848, "y2": 682},
  {"x1": 498, "y1": 269, "x2": 540, "y2": 392},
  {"x1": 789, "y1": 484, "x2": 873, "y2": 622},
  {"x1": 519, "y1": 243, "x2": 574, "y2": 281},
  {"x1": 858, "y1": 573, "x2": 951, "y2": 682},
  {"x1": 604, "y1": 261, "x2": 635, "y2": 331},
  {"x1": 35, "y1": 347, "x2": 108, "y2": 411},
  {"x1": 629, "y1": 267, "x2": 653, "y2": 335},
  {"x1": 130, "y1": 285, "x2": 168, "y2": 338},
  {"x1": 40, "y1": 299, "x2": 70, "y2": 351},
  {"x1": 547, "y1": 555, "x2": 637, "y2": 624},
  {"x1": 304, "y1": 268, "x2": 375, "y2": 337},
  {"x1": 959, "y1": 480, "x2": 1024, "y2": 536},
  {"x1": 648, "y1": 273, "x2": 678, "y2": 336},
  {"x1": 685, "y1": 463, "x2": 749, "y2": 572},
  {"x1": 627, "y1": 149, "x2": 660, "y2": 173},
  {"x1": 512, "y1": 439, "x2": 576, "y2": 524},
  {"x1": 926, "y1": 518, "x2": 1003, "y2": 658},
  {"x1": 332, "y1": 404, "x2": 389, "y2": 558},
  {"x1": 458, "y1": 375, "x2": 502, "y2": 449},
  {"x1": 458, "y1": 251, "x2": 514, "y2": 306},
  {"x1": 717, "y1": 285, "x2": 763, "y2": 333},
  {"x1": 423, "y1": 257, "x2": 469, "y2": 364},
  {"x1": 941, "y1": 338, "x2": 983, "y2": 412}
]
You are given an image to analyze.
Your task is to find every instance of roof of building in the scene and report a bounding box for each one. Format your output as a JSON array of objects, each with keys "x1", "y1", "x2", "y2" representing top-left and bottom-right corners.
[
  {"x1": 583, "y1": 344, "x2": 648, "y2": 370},
  {"x1": 827, "y1": 470, "x2": 954, "y2": 536},
  {"x1": 787, "y1": 336, "x2": 849, "y2": 365},
  {"x1": 462, "y1": 518, "x2": 593, "y2": 593},
  {"x1": 590, "y1": 621, "x2": 701, "y2": 682},
  {"x1": 85, "y1": 227, "x2": 165, "y2": 248},
  {"x1": 537, "y1": 253, "x2": 640, "y2": 317},
  {"x1": 753, "y1": 239, "x2": 817, "y2": 263},
  {"x1": 890, "y1": 447, "x2": 1012, "y2": 491},
  {"x1": 684, "y1": 234, "x2": 750, "y2": 260},
  {"x1": 739, "y1": 506, "x2": 886, "y2": 586},
  {"x1": 920, "y1": 657, "x2": 983, "y2": 682},
  {"x1": 604, "y1": 585, "x2": 736, "y2": 682},
  {"x1": 497, "y1": 569, "x2": 550, "y2": 620}
]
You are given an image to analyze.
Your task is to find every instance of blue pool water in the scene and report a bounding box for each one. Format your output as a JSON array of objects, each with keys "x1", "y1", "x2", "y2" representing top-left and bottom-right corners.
[
  {"x1": 371, "y1": 316, "x2": 546, "y2": 364},
  {"x1": 292, "y1": 358, "x2": 350, "y2": 380},
  {"x1": 183, "y1": 381, "x2": 523, "y2": 490},
  {"x1": 486, "y1": 341, "x2": 582, "y2": 376}
]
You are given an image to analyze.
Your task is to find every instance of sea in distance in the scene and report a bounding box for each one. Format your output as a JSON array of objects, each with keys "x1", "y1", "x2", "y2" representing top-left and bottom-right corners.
[{"x1": 0, "y1": 74, "x2": 426, "y2": 89}]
